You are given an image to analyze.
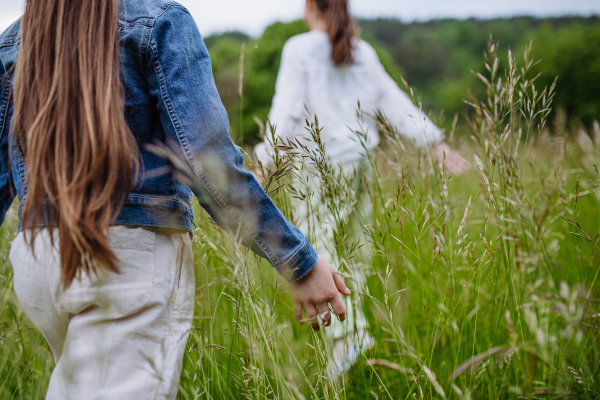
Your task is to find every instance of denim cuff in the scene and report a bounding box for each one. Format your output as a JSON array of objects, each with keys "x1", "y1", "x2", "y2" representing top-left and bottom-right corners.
[{"x1": 273, "y1": 237, "x2": 318, "y2": 283}]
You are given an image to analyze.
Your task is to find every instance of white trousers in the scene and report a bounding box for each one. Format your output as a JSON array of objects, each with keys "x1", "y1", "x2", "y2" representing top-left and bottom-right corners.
[{"x1": 10, "y1": 226, "x2": 195, "y2": 400}]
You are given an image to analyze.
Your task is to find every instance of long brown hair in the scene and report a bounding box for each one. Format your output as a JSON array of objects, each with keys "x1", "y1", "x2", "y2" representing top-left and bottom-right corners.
[
  {"x1": 314, "y1": 0, "x2": 356, "y2": 65},
  {"x1": 12, "y1": 0, "x2": 140, "y2": 287}
]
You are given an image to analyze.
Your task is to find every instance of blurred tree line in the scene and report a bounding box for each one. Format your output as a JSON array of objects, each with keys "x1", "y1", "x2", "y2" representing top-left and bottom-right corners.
[{"x1": 204, "y1": 16, "x2": 600, "y2": 143}]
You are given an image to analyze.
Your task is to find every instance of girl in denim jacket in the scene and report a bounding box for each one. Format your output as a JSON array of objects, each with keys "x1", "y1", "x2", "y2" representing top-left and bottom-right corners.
[{"x1": 0, "y1": 0, "x2": 348, "y2": 398}]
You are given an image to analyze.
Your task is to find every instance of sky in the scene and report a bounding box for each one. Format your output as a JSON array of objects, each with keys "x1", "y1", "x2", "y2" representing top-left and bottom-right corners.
[{"x1": 1, "y1": 0, "x2": 599, "y2": 37}]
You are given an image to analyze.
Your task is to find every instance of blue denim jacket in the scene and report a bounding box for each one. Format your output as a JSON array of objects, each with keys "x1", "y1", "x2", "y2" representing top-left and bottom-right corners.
[{"x1": 0, "y1": 0, "x2": 317, "y2": 282}]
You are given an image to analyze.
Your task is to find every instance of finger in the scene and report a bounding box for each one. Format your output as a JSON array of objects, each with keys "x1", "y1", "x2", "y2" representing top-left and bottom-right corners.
[
  {"x1": 328, "y1": 294, "x2": 347, "y2": 322},
  {"x1": 332, "y1": 272, "x2": 351, "y2": 295},
  {"x1": 305, "y1": 304, "x2": 320, "y2": 331},
  {"x1": 316, "y1": 303, "x2": 332, "y2": 327},
  {"x1": 293, "y1": 302, "x2": 304, "y2": 325}
]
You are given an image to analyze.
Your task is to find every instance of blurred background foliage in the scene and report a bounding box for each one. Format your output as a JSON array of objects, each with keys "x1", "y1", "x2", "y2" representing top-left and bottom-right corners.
[{"x1": 205, "y1": 16, "x2": 600, "y2": 144}]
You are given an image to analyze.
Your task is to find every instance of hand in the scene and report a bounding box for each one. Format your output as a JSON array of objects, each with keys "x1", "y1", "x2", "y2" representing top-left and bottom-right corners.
[
  {"x1": 433, "y1": 143, "x2": 470, "y2": 176},
  {"x1": 289, "y1": 256, "x2": 351, "y2": 331}
]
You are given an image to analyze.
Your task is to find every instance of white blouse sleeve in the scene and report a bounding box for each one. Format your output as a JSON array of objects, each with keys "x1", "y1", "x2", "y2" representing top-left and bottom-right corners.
[
  {"x1": 373, "y1": 54, "x2": 444, "y2": 148},
  {"x1": 254, "y1": 40, "x2": 307, "y2": 167}
]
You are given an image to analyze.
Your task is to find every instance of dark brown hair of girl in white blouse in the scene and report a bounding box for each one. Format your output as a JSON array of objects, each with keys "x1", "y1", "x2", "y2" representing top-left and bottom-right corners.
[{"x1": 314, "y1": 0, "x2": 357, "y2": 65}]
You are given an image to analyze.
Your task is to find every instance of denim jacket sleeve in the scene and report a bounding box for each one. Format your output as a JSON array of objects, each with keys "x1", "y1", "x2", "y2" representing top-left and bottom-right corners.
[
  {"x1": 147, "y1": 6, "x2": 318, "y2": 282},
  {"x1": 0, "y1": 60, "x2": 16, "y2": 227}
]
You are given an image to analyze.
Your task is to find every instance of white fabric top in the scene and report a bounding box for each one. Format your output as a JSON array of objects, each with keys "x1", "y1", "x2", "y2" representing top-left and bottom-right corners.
[{"x1": 254, "y1": 31, "x2": 444, "y2": 167}]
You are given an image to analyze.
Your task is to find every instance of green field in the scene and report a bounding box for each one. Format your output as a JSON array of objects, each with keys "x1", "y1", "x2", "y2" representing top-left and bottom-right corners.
[{"x1": 1, "y1": 41, "x2": 599, "y2": 399}]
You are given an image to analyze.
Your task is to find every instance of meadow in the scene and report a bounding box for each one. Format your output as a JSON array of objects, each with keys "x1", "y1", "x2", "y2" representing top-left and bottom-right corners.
[{"x1": 1, "y1": 40, "x2": 599, "y2": 399}]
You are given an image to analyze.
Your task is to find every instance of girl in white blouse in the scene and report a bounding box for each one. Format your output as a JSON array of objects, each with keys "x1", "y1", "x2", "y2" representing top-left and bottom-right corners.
[
  {"x1": 254, "y1": 0, "x2": 467, "y2": 374},
  {"x1": 254, "y1": 1, "x2": 467, "y2": 172}
]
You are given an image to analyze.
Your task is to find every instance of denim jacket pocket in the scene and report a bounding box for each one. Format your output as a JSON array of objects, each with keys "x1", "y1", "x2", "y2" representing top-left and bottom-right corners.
[{"x1": 59, "y1": 226, "x2": 156, "y2": 318}]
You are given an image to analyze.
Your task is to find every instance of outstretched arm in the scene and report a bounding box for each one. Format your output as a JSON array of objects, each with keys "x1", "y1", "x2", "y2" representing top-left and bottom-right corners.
[
  {"x1": 375, "y1": 57, "x2": 444, "y2": 148},
  {"x1": 374, "y1": 52, "x2": 468, "y2": 175},
  {"x1": 148, "y1": 6, "x2": 348, "y2": 329}
]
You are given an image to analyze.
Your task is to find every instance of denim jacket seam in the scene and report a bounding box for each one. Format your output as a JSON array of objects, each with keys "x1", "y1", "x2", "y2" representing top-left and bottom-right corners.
[
  {"x1": 118, "y1": 19, "x2": 154, "y2": 29},
  {"x1": 141, "y1": 24, "x2": 152, "y2": 70},
  {"x1": 148, "y1": 23, "x2": 280, "y2": 266},
  {"x1": 0, "y1": 79, "x2": 10, "y2": 142},
  {"x1": 117, "y1": 2, "x2": 185, "y2": 28},
  {"x1": 0, "y1": 39, "x2": 20, "y2": 50},
  {"x1": 273, "y1": 236, "x2": 308, "y2": 272},
  {"x1": 152, "y1": 3, "x2": 188, "y2": 25},
  {"x1": 18, "y1": 151, "x2": 26, "y2": 182},
  {"x1": 125, "y1": 193, "x2": 192, "y2": 208}
]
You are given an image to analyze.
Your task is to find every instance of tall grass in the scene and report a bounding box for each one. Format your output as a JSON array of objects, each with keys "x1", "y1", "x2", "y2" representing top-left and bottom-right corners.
[{"x1": 1, "y1": 39, "x2": 599, "y2": 399}]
